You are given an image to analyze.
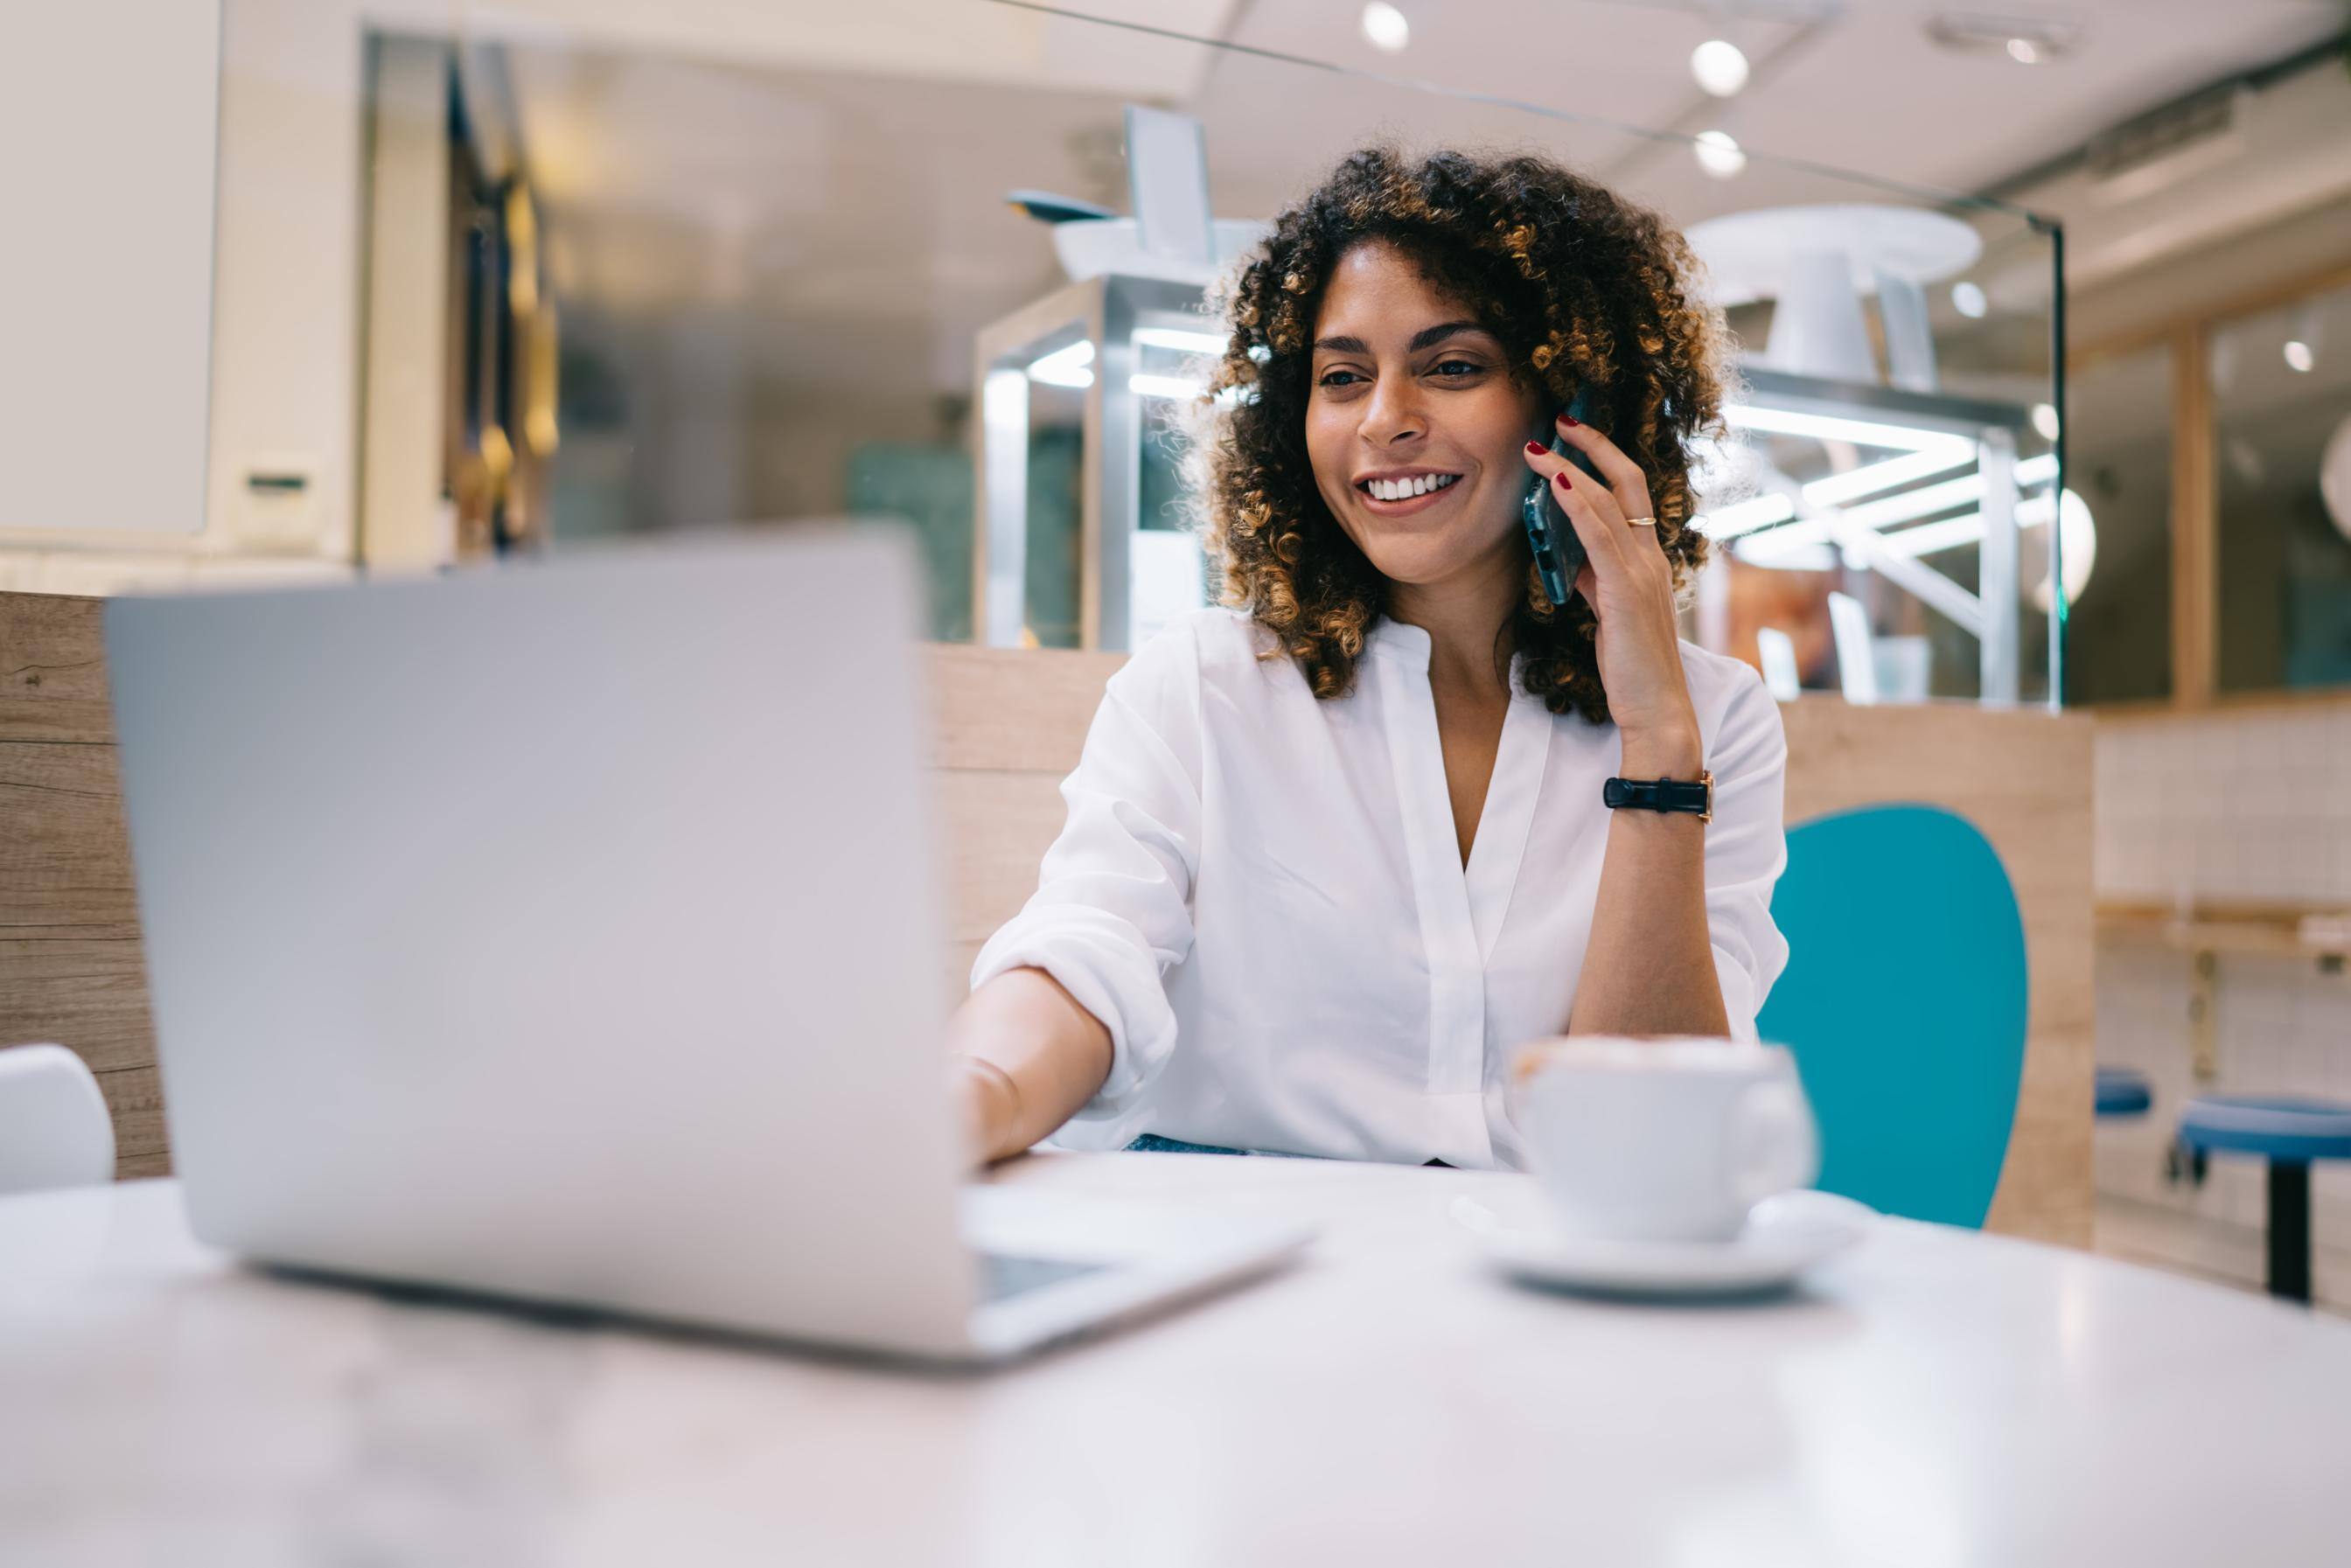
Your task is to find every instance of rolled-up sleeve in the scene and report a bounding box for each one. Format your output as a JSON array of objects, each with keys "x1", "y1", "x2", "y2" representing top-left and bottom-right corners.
[
  {"x1": 1700, "y1": 664, "x2": 1791, "y2": 1043},
  {"x1": 967, "y1": 618, "x2": 1203, "y2": 1145}
]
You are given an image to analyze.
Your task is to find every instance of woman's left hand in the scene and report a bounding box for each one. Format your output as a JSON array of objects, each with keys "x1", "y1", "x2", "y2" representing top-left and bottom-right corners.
[{"x1": 1521, "y1": 415, "x2": 1702, "y2": 776}]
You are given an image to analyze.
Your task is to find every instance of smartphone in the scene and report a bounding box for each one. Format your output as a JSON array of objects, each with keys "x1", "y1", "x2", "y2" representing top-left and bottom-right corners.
[{"x1": 1522, "y1": 388, "x2": 1604, "y2": 608}]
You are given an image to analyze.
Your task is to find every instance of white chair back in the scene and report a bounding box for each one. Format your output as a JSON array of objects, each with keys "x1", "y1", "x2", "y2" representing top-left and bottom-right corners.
[{"x1": 0, "y1": 1044, "x2": 116, "y2": 1194}]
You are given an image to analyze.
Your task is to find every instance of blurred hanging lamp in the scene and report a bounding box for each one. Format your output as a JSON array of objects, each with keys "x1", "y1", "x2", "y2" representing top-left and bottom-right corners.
[
  {"x1": 2283, "y1": 301, "x2": 2322, "y2": 373},
  {"x1": 2321, "y1": 415, "x2": 2351, "y2": 543},
  {"x1": 1692, "y1": 38, "x2": 1750, "y2": 96},
  {"x1": 1361, "y1": 3, "x2": 1410, "y2": 52}
]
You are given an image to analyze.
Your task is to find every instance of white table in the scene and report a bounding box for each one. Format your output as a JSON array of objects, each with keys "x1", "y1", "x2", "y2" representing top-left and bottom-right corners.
[{"x1": 5, "y1": 1154, "x2": 2349, "y2": 1567}]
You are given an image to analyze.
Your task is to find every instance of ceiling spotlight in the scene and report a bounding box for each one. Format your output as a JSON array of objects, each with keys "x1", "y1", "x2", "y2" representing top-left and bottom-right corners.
[
  {"x1": 1694, "y1": 129, "x2": 1747, "y2": 180},
  {"x1": 1692, "y1": 38, "x2": 1750, "y2": 97},
  {"x1": 2285, "y1": 339, "x2": 2316, "y2": 373},
  {"x1": 1951, "y1": 281, "x2": 1988, "y2": 319},
  {"x1": 2031, "y1": 402, "x2": 2061, "y2": 442},
  {"x1": 1926, "y1": 12, "x2": 2080, "y2": 64},
  {"x1": 1361, "y1": 2, "x2": 1409, "y2": 52}
]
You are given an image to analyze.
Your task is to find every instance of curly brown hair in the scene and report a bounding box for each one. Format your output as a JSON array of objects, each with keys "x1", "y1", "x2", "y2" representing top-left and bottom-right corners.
[{"x1": 1191, "y1": 144, "x2": 1733, "y2": 722}]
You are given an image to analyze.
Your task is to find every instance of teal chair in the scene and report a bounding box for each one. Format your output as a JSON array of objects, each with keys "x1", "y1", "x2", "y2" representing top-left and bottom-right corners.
[{"x1": 1755, "y1": 805, "x2": 2029, "y2": 1228}]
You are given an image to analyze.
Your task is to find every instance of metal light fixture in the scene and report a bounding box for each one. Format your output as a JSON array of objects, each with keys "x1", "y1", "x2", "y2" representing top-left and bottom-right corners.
[{"x1": 1926, "y1": 11, "x2": 2081, "y2": 64}]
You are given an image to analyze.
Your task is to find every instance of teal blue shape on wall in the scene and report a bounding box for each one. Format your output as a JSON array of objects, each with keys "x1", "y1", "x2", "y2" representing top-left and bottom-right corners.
[{"x1": 1756, "y1": 804, "x2": 2030, "y2": 1229}]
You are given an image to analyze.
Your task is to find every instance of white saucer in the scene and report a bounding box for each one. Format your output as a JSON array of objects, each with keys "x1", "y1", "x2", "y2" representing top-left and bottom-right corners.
[{"x1": 1466, "y1": 1190, "x2": 1873, "y2": 1300}]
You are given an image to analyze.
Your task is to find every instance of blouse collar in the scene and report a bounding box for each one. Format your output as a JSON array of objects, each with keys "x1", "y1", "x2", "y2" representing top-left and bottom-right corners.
[
  {"x1": 1364, "y1": 618, "x2": 1432, "y2": 666},
  {"x1": 1364, "y1": 617, "x2": 1531, "y2": 683}
]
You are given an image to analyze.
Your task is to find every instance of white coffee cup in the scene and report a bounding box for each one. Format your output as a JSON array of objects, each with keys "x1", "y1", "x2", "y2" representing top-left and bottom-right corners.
[{"x1": 1508, "y1": 1036, "x2": 1819, "y2": 1244}]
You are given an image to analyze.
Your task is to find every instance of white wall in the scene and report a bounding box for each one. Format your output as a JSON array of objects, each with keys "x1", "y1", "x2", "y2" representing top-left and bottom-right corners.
[
  {"x1": 0, "y1": 0, "x2": 361, "y2": 590},
  {"x1": 0, "y1": 3, "x2": 220, "y2": 540}
]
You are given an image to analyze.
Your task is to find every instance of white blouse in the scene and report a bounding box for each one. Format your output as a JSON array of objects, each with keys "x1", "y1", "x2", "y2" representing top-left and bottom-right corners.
[{"x1": 968, "y1": 607, "x2": 1790, "y2": 1170}]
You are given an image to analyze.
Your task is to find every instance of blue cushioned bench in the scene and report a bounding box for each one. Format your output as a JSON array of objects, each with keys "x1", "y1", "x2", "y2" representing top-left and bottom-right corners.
[{"x1": 2095, "y1": 1066, "x2": 2152, "y2": 1119}]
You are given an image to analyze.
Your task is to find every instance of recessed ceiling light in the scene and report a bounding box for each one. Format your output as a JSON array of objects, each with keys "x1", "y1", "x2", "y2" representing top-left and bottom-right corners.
[
  {"x1": 1951, "y1": 281, "x2": 1988, "y2": 318},
  {"x1": 1693, "y1": 129, "x2": 1747, "y2": 180},
  {"x1": 2031, "y1": 401, "x2": 2061, "y2": 441},
  {"x1": 1691, "y1": 38, "x2": 1749, "y2": 97},
  {"x1": 1361, "y1": 2, "x2": 1409, "y2": 53},
  {"x1": 1926, "y1": 11, "x2": 2080, "y2": 64},
  {"x1": 2285, "y1": 339, "x2": 2316, "y2": 373}
]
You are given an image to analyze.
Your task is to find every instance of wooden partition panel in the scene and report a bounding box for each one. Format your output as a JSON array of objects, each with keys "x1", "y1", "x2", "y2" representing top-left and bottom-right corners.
[
  {"x1": 3, "y1": 597, "x2": 2090, "y2": 1244},
  {"x1": 1776, "y1": 701, "x2": 2095, "y2": 1248},
  {"x1": 0, "y1": 594, "x2": 167, "y2": 1176}
]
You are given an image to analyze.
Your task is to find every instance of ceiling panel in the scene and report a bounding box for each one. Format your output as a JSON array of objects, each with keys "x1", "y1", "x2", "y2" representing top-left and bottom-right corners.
[{"x1": 499, "y1": 0, "x2": 2348, "y2": 401}]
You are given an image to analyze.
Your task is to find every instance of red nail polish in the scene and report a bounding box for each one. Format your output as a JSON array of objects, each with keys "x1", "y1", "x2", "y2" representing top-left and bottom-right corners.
[
  {"x1": 1559, "y1": 412, "x2": 1580, "y2": 428},
  {"x1": 1553, "y1": 470, "x2": 1573, "y2": 490},
  {"x1": 1525, "y1": 440, "x2": 1547, "y2": 454}
]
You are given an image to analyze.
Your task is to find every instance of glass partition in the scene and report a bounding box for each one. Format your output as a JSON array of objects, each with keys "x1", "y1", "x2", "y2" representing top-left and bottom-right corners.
[
  {"x1": 2064, "y1": 342, "x2": 2175, "y2": 705},
  {"x1": 2213, "y1": 279, "x2": 2351, "y2": 693}
]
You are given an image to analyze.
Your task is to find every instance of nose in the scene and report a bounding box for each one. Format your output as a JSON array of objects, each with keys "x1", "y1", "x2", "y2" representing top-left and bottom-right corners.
[{"x1": 1358, "y1": 372, "x2": 1426, "y2": 449}]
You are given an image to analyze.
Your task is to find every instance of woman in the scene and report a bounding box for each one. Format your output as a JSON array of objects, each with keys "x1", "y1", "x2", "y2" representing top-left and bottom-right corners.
[{"x1": 948, "y1": 145, "x2": 1789, "y2": 1169}]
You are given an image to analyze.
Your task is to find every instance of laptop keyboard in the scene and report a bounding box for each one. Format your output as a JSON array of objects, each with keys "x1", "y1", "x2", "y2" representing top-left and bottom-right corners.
[{"x1": 978, "y1": 1251, "x2": 1108, "y2": 1303}]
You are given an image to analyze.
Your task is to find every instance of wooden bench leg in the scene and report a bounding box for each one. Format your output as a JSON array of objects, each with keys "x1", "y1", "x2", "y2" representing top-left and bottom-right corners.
[{"x1": 2266, "y1": 1160, "x2": 2312, "y2": 1304}]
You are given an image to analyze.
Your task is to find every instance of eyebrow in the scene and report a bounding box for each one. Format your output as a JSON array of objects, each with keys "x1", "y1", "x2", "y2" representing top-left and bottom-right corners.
[{"x1": 1310, "y1": 319, "x2": 1489, "y2": 357}]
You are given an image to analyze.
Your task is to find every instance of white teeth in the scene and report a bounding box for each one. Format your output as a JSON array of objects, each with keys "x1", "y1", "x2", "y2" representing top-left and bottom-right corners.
[{"x1": 1365, "y1": 474, "x2": 1457, "y2": 501}]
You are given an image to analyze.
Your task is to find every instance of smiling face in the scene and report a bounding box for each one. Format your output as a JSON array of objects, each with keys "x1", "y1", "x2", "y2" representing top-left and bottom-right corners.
[{"x1": 1306, "y1": 241, "x2": 1550, "y2": 593}]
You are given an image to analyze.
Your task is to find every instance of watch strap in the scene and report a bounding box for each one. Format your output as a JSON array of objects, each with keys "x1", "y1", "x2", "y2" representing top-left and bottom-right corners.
[{"x1": 1602, "y1": 770, "x2": 1714, "y2": 823}]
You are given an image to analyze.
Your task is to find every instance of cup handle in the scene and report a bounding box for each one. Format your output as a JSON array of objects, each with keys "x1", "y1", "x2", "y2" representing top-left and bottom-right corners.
[{"x1": 1730, "y1": 1077, "x2": 1820, "y2": 1207}]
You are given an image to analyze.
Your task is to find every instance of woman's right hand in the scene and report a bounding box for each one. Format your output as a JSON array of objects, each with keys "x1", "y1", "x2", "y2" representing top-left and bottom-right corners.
[{"x1": 945, "y1": 967, "x2": 1115, "y2": 1168}]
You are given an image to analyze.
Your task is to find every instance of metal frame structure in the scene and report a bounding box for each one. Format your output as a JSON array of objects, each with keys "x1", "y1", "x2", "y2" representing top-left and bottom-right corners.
[{"x1": 971, "y1": 273, "x2": 1210, "y2": 652}]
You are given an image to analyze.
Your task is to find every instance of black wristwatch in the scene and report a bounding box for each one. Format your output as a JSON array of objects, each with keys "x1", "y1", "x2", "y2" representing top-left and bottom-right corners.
[{"x1": 1602, "y1": 770, "x2": 1714, "y2": 824}]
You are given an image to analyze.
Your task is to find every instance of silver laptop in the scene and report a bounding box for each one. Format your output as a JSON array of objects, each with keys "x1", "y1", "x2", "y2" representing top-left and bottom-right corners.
[{"x1": 103, "y1": 529, "x2": 1307, "y2": 1363}]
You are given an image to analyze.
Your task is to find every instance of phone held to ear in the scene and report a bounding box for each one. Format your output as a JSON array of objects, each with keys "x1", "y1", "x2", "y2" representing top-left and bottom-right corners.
[{"x1": 1523, "y1": 389, "x2": 1604, "y2": 607}]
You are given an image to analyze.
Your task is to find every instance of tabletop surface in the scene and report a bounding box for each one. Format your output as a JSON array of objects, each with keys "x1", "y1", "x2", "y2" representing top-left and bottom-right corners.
[{"x1": 5, "y1": 1153, "x2": 2350, "y2": 1568}]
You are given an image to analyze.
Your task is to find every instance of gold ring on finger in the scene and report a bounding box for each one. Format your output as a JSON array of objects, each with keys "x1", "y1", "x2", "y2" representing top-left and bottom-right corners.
[{"x1": 1624, "y1": 515, "x2": 1657, "y2": 528}]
